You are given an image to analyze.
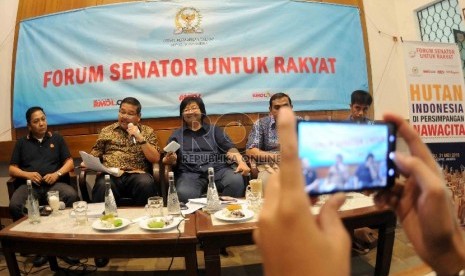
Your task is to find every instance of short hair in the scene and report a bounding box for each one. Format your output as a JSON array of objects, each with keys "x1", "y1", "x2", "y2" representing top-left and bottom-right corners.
[
  {"x1": 351, "y1": 90, "x2": 372, "y2": 106},
  {"x1": 26, "y1": 106, "x2": 45, "y2": 125},
  {"x1": 269, "y1": 93, "x2": 292, "y2": 108},
  {"x1": 120, "y1": 97, "x2": 142, "y2": 115},
  {"x1": 366, "y1": 153, "x2": 374, "y2": 161},
  {"x1": 179, "y1": 96, "x2": 206, "y2": 119}
]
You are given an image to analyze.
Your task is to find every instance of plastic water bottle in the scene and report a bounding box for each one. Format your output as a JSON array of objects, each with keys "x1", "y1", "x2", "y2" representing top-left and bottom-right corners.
[
  {"x1": 104, "y1": 175, "x2": 118, "y2": 216},
  {"x1": 167, "y1": 172, "x2": 181, "y2": 216},
  {"x1": 26, "y1": 180, "x2": 40, "y2": 224},
  {"x1": 205, "y1": 167, "x2": 221, "y2": 213}
]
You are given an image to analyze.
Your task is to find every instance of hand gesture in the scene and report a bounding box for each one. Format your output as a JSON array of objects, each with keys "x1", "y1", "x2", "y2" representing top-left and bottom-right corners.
[
  {"x1": 234, "y1": 161, "x2": 250, "y2": 176},
  {"x1": 375, "y1": 113, "x2": 465, "y2": 275},
  {"x1": 254, "y1": 107, "x2": 350, "y2": 276},
  {"x1": 27, "y1": 171, "x2": 43, "y2": 185}
]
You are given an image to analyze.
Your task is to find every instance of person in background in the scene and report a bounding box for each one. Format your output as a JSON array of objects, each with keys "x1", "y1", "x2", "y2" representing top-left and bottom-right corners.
[
  {"x1": 163, "y1": 96, "x2": 250, "y2": 203},
  {"x1": 347, "y1": 90, "x2": 373, "y2": 124},
  {"x1": 354, "y1": 153, "x2": 379, "y2": 188},
  {"x1": 88, "y1": 97, "x2": 161, "y2": 205},
  {"x1": 86, "y1": 97, "x2": 160, "y2": 268},
  {"x1": 254, "y1": 107, "x2": 465, "y2": 276},
  {"x1": 246, "y1": 93, "x2": 297, "y2": 188},
  {"x1": 9, "y1": 106, "x2": 80, "y2": 267},
  {"x1": 327, "y1": 154, "x2": 349, "y2": 189}
]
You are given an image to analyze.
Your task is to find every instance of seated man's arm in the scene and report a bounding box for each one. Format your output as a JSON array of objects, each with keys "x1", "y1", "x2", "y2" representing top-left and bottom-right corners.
[
  {"x1": 135, "y1": 127, "x2": 160, "y2": 163},
  {"x1": 246, "y1": 147, "x2": 280, "y2": 164},
  {"x1": 42, "y1": 157, "x2": 74, "y2": 185},
  {"x1": 227, "y1": 148, "x2": 250, "y2": 176},
  {"x1": 245, "y1": 120, "x2": 280, "y2": 164},
  {"x1": 9, "y1": 164, "x2": 42, "y2": 185}
]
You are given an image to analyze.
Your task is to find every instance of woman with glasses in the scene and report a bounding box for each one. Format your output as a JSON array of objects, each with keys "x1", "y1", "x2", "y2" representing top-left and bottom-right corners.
[{"x1": 163, "y1": 96, "x2": 250, "y2": 202}]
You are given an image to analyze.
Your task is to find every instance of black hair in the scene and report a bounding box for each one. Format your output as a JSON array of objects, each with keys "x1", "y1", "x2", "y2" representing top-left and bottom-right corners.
[
  {"x1": 269, "y1": 93, "x2": 292, "y2": 108},
  {"x1": 120, "y1": 97, "x2": 142, "y2": 115},
  {"x1": 351, "y1": 90, "x2": 372, "y2": 106},
  {"x1": 26, "y1": 106, "x2": 45, "y2": 125},
  {"x1": 179, "y1": 96, "x2": 206, "y2": 119},
  {"x1": 366, "y1": 153, "x2": 374, "y2": 161}
]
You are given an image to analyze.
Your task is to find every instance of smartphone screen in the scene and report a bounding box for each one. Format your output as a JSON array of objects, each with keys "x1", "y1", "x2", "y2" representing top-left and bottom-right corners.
[{"x1": 297, "y1": 121, "x2": 396, "y2": 196}]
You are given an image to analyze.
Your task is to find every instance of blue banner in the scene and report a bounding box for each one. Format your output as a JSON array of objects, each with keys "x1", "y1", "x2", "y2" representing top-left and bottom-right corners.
[{"x1": 13, "y1": 0, "x2": 367, "y2": 127}]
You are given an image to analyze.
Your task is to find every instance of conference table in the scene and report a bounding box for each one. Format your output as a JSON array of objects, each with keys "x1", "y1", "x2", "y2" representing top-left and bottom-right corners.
[
  {"x1": 0, "y1": 195, "x2": 396, "y2": 276},
  {"x1": 0, "y1": 208, "x2": 198, "y2": 276},
  {"x1": 196, "y1": 194, "x2": 397, "y2": 276}
]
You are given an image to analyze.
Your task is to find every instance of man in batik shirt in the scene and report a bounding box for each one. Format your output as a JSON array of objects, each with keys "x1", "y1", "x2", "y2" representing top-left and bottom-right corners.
[{"x1": 89, "y1": 97, "x2": 161, "y2": 205}]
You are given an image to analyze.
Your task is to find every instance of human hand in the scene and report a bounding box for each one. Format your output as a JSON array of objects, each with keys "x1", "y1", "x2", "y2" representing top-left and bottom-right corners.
[
  {"x1": 164, "y1": 152, "x2": 177, "y2": 165},
  {"x1": 374, "y1": 113, "x2": 465, "y2": 275},
  {"x1": 253, "y1": 107, "x2": 350, "y2": 276},
  {"x1": 27, "y1": 172, "x2": 43, "y2": 186},
  {"x1": 235, "y1": 161, "x2": 250, "y2": 176},
  {"x1": 42, "y1": 173, "x2": 59, "y2": 185},
  {"x1": 127, "y1": 123, "x2": 142, "y2": 141}
]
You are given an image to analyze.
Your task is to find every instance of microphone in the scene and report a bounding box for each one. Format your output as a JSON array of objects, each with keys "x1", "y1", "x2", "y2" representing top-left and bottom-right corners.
[{"x1": 128, "y1": 123, "x2": 138, "y2": 144}]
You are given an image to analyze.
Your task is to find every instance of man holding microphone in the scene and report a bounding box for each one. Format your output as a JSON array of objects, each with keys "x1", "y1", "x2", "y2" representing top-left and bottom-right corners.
[{"x1": 87, "y1": 97, "x2": 161, "y2": 205}]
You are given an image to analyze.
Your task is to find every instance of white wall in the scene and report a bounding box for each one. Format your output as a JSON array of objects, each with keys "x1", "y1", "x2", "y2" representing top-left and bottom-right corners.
[
  {"x1": 0, "y1": 0, "x2": 18, "y2": 142},
  {"x1": 363, "y1": 0, "x2": 442, "y2": 120}
]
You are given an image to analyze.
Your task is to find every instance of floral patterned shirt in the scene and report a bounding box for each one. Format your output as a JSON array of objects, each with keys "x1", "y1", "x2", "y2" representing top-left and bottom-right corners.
[{"x1": 90, "y1": 122, "x2": 160, "y2": 173}]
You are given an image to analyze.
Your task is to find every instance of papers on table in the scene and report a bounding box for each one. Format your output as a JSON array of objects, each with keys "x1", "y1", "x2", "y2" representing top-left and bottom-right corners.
[{"x1": 79, "y1": 151, "x2": 119, "y2": 176}]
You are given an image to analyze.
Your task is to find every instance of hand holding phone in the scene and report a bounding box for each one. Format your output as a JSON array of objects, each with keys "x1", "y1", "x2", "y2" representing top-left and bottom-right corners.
[
  {"x1": 164, "y1": 141, "x2": 180, "y2": 153},
  {"x1": 297, "y1": 121, "x2": 396, "y2": 196}
]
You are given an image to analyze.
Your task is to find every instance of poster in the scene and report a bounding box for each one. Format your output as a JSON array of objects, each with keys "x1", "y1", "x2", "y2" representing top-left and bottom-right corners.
[{"x1": 404, "y1": 41, "x2": 465, "y2": 223}]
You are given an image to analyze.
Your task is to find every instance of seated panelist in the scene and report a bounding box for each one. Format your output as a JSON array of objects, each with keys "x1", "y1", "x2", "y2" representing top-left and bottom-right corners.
[
  {"x1": 86, "y1": 97, "x2": 161, "y2": 206},
  {"x1": 163, "y1": 96, "x2": 250, "y2": 202},
  {"x1": 9, "y1": 106, "x2": 79, "y2": 267}
]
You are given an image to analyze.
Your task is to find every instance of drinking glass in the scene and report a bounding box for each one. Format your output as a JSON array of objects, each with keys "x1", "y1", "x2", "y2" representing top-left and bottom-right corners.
[
  {"x1": 248, "y1": 179, "x2": 263, "y2": 198},
  {"x1": 73, "y1": 201, "x2": 88, "y2": 225},
  {"x1": 246, "y1": 186, "x2": 262, "y2": 213},
  {"x1": 47, "y1": 190, "x2": 60, "y2": 215},
  {"x1": 145, "y1": 196, "x2": 163, "y2": 217}
]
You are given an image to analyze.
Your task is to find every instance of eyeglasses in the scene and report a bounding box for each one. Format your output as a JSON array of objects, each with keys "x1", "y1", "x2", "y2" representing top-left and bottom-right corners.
[
  {"x1": 183, "y1": 107, "x2": 200, "y2": 113},
  {"x1": 119, "y1": 110, "x2": 138, "y2": 118}
]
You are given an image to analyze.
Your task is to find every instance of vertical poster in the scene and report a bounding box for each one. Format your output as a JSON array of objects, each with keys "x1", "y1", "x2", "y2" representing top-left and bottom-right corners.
[{"x1": 403, "y1": 41, "x2": 465, "y2": 223}]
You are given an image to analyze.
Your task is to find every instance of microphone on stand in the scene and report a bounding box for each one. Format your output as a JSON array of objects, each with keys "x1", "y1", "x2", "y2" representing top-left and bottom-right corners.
[{"x1": 128, "y1": 123, "x2": 138, "y2": 144}]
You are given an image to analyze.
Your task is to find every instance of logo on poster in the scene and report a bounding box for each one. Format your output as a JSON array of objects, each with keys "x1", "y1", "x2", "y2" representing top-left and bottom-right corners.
[{"x1": 174, "y1": 7, "x2": 203, "y2": 34}]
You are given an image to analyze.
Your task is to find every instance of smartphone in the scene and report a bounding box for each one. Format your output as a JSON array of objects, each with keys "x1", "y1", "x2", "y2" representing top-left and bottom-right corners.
[{"x1": 297, "y1": 120, "x2": 396, "y2": 196}]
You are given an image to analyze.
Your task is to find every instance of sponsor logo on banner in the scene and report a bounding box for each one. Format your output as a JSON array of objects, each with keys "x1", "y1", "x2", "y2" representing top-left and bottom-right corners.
[
  {"x1": 252, "y1": 92, "x2": 272, "y2": 99},
  {"x1": 93, "y1": 98, "x2": 119, "y2": 108}
]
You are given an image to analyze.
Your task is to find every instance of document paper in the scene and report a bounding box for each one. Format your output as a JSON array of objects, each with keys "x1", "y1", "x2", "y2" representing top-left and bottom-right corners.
[{"x1": 79, "y1": 151, "x2": 119, "y2": 176}]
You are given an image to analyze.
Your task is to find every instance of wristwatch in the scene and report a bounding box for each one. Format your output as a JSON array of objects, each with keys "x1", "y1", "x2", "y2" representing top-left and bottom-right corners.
[
  {"x1": 56, "y1": 170, "x2": 63, "y2": 176},
  {"x1": 137, "y1": 139, "x2": 147, "y2": 145}
]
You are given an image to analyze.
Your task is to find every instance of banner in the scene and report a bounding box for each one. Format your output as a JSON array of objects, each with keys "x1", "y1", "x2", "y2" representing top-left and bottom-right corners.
[
  {"x1": 404, "y1": 41, "x2": 465, "y2": 224},
  {"x1": 13, "y1": 0, "x2": 368, "y2": 127},
  {"x1": 403, "y1": 41, "x2": 465, "y2": 143}
]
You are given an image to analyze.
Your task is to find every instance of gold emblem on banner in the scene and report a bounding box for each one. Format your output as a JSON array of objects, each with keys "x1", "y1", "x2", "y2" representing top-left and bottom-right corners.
[{"x1": 174, "y1": 7, "x2": 203, "y2": 34}]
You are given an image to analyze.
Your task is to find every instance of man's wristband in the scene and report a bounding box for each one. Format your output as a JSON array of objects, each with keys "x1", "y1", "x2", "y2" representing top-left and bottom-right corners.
[
  {"x1": 137, "y1": 139, "x2": 147, "y2": 145},
  {"x1": 56, "y1": 170, "x2": 63, "y2": 177}
]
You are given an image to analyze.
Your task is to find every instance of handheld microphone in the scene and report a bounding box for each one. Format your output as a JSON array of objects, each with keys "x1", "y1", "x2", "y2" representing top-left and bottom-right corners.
[{"x1": 127, "y1": 123, "x2": 138, "y2": 144}]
